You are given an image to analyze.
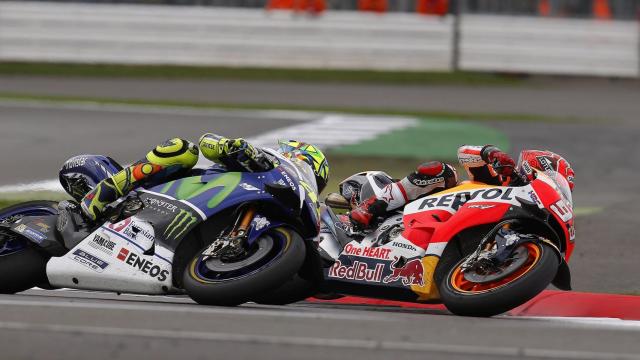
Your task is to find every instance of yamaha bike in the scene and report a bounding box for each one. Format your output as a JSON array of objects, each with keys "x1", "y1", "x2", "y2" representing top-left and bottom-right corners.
[{"x1": 0, "y1": 150, "x2": 321, "y2": 306}]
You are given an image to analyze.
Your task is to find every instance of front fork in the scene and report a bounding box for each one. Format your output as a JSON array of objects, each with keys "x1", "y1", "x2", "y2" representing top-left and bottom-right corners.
[
  {"x1": 461, "y1": 221, "x2": 547, "y2": 273},
  {"x1": 202, "y1": 205, "x2": 257, "y2": 260}
]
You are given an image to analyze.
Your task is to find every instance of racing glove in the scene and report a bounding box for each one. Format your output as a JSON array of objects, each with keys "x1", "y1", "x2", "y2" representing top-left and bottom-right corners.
[
  {"x1": 199, "y1": 133, "x2": 271, "y2": 172},
  {"x1": 481, "y1": 145, "x2": 516, "y2": 178},
  {"x1": 200, "y1": 134, "x2": 253, "y2": 160}
]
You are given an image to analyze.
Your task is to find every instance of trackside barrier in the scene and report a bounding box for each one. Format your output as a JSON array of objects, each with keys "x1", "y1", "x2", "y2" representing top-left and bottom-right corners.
[
  {"x1": 460, "y1": 15, "x2": 639, "y2": 77},
  {"x1": 0, "y1": 2, "x2": 453, "y2": 71},
  {"x1": 308, "y1": 290, "x2": 640, "y2": 320},
  {"x1": 0, "y1": 2, "x2": 638, "y2": 77}
]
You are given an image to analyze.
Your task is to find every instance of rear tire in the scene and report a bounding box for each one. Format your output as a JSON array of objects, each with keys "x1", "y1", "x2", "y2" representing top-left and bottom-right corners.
[
  {"x1": 0, "y1": 247, "x2": 48, "y2": 294},
  {"x1": 0, "y1": 201, "x2": 58, "y2": 294},
  {"x1": 183, "y1": 227, "x2": 306, "y2": 306},
  {"x1": 251, "y1": 241, "x2": 323, "y2": 305},
  {"x1": 438, "y1": 242, "x2": 559, "y2": 317}
]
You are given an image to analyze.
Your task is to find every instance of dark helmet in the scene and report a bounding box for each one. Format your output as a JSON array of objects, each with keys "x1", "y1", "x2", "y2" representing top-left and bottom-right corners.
[
  {"x1": 338, "y1": 171, "x2": 394, "y2": 206},
  {"x1": 59, "y1": 155, "x2": 123, "y2": 201}
]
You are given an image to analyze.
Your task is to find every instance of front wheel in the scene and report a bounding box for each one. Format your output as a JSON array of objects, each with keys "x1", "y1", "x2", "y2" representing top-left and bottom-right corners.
[
  {"x1": 183, "y1": 227, "x2": 306, "y2": 306},
  {"x1": 439, "y1": 242, "x2": 559, "y2": 317}
]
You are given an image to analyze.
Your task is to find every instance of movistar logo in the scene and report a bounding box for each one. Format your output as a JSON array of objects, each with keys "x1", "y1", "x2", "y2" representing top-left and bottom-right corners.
[{"x1": 164, "y1": 209, "x2": 197, "y2": 240}]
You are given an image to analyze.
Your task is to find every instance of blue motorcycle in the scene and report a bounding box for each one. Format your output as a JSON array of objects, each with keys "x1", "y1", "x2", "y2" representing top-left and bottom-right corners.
[{"x1": 0, "y1": 151, "x2": 322, "y2": 306}]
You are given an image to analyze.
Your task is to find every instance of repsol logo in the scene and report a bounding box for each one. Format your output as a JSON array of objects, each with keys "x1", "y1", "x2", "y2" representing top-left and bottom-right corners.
[
  {"x1": 117, "y1": 248, "x2": 169, "y2": 282},
  {"x1": 418, "y1": 188, "x2": 514, "y2": 211}
]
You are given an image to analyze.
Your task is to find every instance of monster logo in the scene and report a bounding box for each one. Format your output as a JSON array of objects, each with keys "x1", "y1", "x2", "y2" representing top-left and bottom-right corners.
[{"x1": 164, "y1": 209, "x2": 197, "y2": 240}]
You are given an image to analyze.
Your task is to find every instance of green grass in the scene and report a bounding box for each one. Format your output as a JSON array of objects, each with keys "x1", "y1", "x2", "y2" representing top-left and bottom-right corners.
[
  {"x1": 333, "y1": 118, "x2": 510, "y2": 160},
  {"x1": 0, "y1": 62, "x2": 525, "y2": 86},
  {"x1": 0, "y1": 93, "x2": 588, "y2": 123},
  {"x1": 0, "y1": 200, "x2": 21, "y2": 209}
]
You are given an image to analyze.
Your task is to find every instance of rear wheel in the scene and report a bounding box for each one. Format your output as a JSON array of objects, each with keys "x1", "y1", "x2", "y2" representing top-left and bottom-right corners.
[
  {"x1": 0, "y1": 201, "x2": 58, "y2": 294},
  {"x1": 439, "y1": 241, "x2": 559, "y2": 317},
  {"x1": 251, "y1": 241, "x2": 323, "y2": 305},
  {"x1": 183, "y1": 227, "x2": 306, "y2": 306}
]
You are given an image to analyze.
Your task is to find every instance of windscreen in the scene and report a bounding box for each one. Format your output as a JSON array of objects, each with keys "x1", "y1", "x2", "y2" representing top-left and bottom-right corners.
[{"x1": 537, "y1": 170, "x2": 573, "y2": 207}]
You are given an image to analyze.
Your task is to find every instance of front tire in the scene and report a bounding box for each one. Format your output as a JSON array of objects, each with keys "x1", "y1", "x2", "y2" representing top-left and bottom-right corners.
[
  {"x1": 439, "y1": 242, "x2": 559, "y2": 317},
  {"x1": 183, "y1": 227, "x2": 306, "y2": 306}
]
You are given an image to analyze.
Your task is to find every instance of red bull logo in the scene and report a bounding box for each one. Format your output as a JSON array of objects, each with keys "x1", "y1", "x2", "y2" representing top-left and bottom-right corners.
[
  {"x1": 383, "y1": 257, "x2": 424, "y2": 286},
  {"x1": 328, "y1": 260, "x2": 385, "y2": 283}
]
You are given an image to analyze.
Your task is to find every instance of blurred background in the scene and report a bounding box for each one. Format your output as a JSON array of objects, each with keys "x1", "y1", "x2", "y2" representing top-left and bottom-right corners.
[
  {"x1": 7, "y1": 0, "x2": 640, "y2": 19},
  {"x1": 0, "y1": 0, "x2": 639, "y2": 295}
]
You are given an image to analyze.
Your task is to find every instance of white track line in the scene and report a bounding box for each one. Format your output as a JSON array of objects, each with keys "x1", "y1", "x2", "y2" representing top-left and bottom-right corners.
[
  {"x1": 0, "y1": 320, "x2": 638, "y2": 360},
  {"x1": 247, "y1": 114, "x2": 417, "y2": 149},
  {"x1": 0, "y1": 179, "x2": 63, "y2": 193}
]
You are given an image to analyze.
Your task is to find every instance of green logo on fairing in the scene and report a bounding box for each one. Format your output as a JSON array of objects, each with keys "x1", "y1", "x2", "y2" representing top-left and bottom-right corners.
[
  {"x1": 164, "y1": 209, "x2": 197, "y2": 240},
  {"x1": 160, "y1": 173, "x2": 241, "y2": 209}
]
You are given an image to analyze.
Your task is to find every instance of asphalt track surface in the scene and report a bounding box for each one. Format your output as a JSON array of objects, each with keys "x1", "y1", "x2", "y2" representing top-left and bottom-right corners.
[
  {"x1": 1, "y1": 289, "x2": 639, "y2": 360},
  {"x1": 1, "y1": 76, "x2": 639, "y2": 122}
]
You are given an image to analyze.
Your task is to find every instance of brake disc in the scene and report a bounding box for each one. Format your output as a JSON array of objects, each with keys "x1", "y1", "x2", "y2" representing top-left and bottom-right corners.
[
  {"x1": 463, "y1": 246, "x2": 530, "y2": 283},
  {"x1": 204, "y1": 235, "x2": 274, "y2": 273}
]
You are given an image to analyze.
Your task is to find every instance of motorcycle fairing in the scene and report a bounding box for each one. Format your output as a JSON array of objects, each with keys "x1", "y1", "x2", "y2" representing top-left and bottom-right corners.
[
  {"x1": 402, "y1": 183, "x2": 531, "y2": 251},
  {"x1": 47, "y1": 216, "x2": 175, "y2": 294},
  {"x1": 323, "y1": 215, "x2": 442, "y2": 302},
  {"x1": 8, "y1": 215, "x2": 63, "y2": 254},
  {"x1": 143, "y1": 166, "x2": 320, "y2": 249},
  {"x1": 530, "y1": 175, "x2": 575, "y2": 260}
]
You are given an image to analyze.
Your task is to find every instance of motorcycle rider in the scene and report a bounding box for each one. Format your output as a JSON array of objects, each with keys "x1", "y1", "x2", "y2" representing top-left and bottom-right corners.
[
  {"x1": 349, "y1": 144, "x2": 575, "y2": 229},
  {"x1": 63, "y1": 135, "x2": 330, "y2": 222}
]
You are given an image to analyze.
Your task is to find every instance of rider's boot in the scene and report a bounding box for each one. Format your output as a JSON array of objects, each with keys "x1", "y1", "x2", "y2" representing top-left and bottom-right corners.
[
  {"x1": 80, "y1": 177, "x2": 122, "y2": 222},
  {"x1": 349, "y1": 195, "x2": 389, "y2": 230}
]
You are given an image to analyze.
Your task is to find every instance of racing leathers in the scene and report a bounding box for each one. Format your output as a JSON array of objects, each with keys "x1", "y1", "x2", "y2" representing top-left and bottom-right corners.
[
  {"x1": 79, "y1": 134, "x2": 273, "y2": 221},
  {"x1": 349, "y1": 144, "x2": 517, "y2": 228}
]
